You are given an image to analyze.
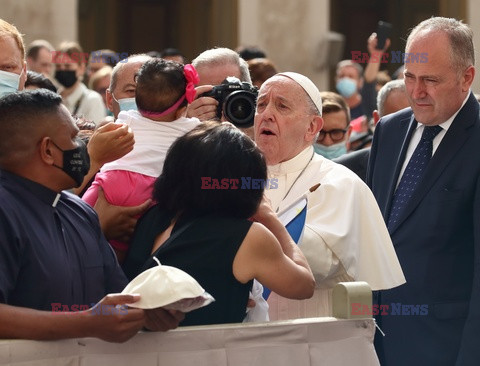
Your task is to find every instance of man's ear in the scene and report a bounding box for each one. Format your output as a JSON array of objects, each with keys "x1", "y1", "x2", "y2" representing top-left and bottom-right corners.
[
  {"x1": 372, "y1": 110, "x2": 381, "y2": 125},
  {"x1": 18, "y1": 62, "x2": 27, "y2": 91},
  {"x1": 306, "y1": 115, "x2": 323, "y2": 142},
  {"x1": 106, "y1": 89, "x2": 114, "y2": 112},
  {"x1": 345, "y1": 125, "x2": 353, "y2": 151},
  {"x1": 39, "y1": 137, "x2": 56, "y2": 165},
  {"x1": 461, "y1": 65, "x2": 475, "y2": 92}
]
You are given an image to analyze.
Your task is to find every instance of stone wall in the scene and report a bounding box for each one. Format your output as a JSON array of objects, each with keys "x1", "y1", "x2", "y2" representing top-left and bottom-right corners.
[
  {"x1": 238, "y1": 0, "x2": 330, "y2": 91},
  {"x1": 1, "y1": 0, "x2": 77, "y2": 50}
]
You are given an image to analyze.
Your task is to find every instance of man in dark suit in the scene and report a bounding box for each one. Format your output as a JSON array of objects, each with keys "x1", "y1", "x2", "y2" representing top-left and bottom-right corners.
[{"x1": 367, "y1": 17, "x2": 479, "y2": 365}]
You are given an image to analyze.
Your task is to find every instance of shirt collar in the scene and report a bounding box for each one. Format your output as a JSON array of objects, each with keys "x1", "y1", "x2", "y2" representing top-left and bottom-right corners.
[
  {"x1": 0, "y1": 170, "x2": 62, "y2": 207},
  {"x1": 268, "y1": 146, "x2": 314, "y2": 175}
]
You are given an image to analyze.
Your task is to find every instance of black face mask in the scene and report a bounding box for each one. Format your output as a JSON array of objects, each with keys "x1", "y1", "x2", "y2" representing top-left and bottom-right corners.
[
  {"x1": 51, "y1": 138, "x2": 90, "y2": 187},
  {"x1": 55, "y1": 70, "x2": 78, "y2": 88}
]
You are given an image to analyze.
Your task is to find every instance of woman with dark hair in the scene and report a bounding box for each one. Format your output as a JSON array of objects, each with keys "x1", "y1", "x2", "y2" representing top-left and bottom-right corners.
[
  {"x1": 122, "y1": 122, "x2": 314, "y2": 326},
  {"x1": 25, "y1": 70, "x2": 58, "y2": 93}
]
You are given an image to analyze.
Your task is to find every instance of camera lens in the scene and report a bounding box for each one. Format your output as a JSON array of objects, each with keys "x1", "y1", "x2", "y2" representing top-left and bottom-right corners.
[{"x1": 223, "y1": 91, "x2": 256, "y2": 128}]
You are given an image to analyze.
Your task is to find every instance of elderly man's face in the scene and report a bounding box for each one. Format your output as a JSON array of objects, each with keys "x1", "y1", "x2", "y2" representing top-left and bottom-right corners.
[
  {"x1": 382, "y1": 89, "x2": 409, "y2": 117},
  {"x1": 404, "y1": 30, "x2": 475, "y2": 125},
  {"x1": 254, "y1": 76, "x2": 322, "y2": 165},
  {"x1": 107, "y1": 61, "x2": 143, "y2": 119}
]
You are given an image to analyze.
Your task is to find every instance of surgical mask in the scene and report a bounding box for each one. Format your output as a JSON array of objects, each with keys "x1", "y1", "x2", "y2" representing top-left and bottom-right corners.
[
  {"x1": 0, "y1": 69, "x2": 21, "y2": 98},
  {"x1": 51, "y1": 138, "x2": 90, "y2": 187},
  {"x1": 112, "y1": 94, "x2": 137, "y2": 112},
  {"x1": 336, "y1": 77, "x2": 357, "y2": 98},
  {"x1": 55, "y1": 70, "x2": 78, "y2": 88},
  {"x1": 314, "y1": 141, "x2": 347, "y2": 160}
]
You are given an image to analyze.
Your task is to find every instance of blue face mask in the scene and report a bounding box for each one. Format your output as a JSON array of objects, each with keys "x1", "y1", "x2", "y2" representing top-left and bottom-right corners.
[
  {"x1": 314, "y1": 141, "x2": 347, "y2": 160},
  {"x1": 113, "y1": 94, "x2": 137, "y2": 112},
  {"x1": 0, "y1": 69, "x2": 21, "y2": 98},
  {"x1": 336, "y1": 77, "x2": 357, "y2": 98}
]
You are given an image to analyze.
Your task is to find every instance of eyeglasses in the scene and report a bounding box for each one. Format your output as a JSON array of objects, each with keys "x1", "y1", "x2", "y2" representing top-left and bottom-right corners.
[{"x1": 317, "y1": 129, "x2": 348, "y2": 142}]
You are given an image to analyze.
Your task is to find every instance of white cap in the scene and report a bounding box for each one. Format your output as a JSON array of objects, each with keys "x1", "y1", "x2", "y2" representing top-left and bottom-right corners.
[
  {"x1": 122, "y1": 263, "x2": 213, "y2": 311},
  {"x1": 277, "y1": 72, "x2": 322, "y2": 116}
]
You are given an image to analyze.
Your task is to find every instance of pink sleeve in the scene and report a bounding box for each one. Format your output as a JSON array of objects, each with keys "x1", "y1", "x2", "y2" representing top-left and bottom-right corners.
[
  {"x1": 82, "y1": 170, "x2": 156, "y2": 253},
  {"x1": 83, "y1": 170, "x2": 155, "y2": 207},
  {"x1": 82, "y1": 176, "x2": 101, "y2": 207}
]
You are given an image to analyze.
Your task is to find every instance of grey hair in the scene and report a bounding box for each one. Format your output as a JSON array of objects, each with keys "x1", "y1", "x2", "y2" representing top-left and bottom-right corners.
[
  {"x1": 377, "y1": 79, "x2": 406, "y2": 117},
  {"x1": 192, "y1": 47, "x2": 252, "y2": 84},
  {"x1": 406, "y1": 17, "x2": 475, "y2": 73},
  {"x1": 109, "y1": 53, "x2": 152, "y2": 93},
  {"x1": 336, "y1": 59, "x2": 363, "y2": 79},
  {"x1": 306, "y1": 97, "x2": 320, "y2": 116},
  {"x1": 26, "y1": 39, "x2": 54, "y2": 59},
  {"x1": 303, "y1": 90, "x2": 321, "y2": 143}
]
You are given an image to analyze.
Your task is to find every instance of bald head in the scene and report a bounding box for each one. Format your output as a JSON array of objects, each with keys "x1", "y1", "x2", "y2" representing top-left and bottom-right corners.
[
  {"x1": 192, "y1": 47, "x2": 251, "y2": 85},
  {"x1": 107, "y1": 54, "x2": 152, "y2": 119},
  {"x1": 377, "y1": 79, "x2": 409, "y2": 117},
  {"x1": 109, "y1": 54, "x2": 152, "y2": 92},
  {"x1": 406, "y1": 17, "x2": 474, "y2": 74}
]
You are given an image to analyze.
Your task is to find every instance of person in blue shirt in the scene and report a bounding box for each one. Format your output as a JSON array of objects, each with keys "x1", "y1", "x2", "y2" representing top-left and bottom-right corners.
[{"x1": 0, "y1": 89, "x2": 183, "y2": 342}]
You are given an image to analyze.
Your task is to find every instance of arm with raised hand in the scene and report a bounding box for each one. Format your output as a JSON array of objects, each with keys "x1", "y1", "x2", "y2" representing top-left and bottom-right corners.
[
  {"x1": 233, "y1": 197, "x2": 315, "y2": 300},
  {"x1": 74, "y1": 122, "x2": 135, "y2": 196},
  {"x1": 186, "y1": 85, "x2": 218, "y2": 121}
]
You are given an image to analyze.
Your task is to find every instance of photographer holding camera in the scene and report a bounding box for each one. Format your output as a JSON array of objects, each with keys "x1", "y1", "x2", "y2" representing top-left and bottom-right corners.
[{"x1": 187, "y1": 47, "x2": 257, "y2": 137}]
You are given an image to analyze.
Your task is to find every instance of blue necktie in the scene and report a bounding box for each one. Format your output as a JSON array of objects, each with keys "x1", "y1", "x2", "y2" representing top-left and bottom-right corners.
[{"x1": 387, "y1": 125, "x2": 442, "y2": 230}]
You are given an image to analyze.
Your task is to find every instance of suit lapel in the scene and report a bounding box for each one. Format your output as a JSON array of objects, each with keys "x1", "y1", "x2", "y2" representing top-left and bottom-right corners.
[{"x1": 389, "y1": 93, "x2": 479, "y2": 234}]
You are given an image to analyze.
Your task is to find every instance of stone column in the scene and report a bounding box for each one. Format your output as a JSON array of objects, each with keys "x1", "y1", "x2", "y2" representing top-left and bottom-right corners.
[
  {"x1": 238, "y1": 0, "x2": 330, "y2": 91},
  {"x1": 467, "y1": 0, "x2": 480, "y2": 95}
]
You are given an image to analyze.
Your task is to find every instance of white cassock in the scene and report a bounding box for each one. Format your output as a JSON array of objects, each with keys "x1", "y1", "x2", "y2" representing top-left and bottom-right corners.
[{"x1": 266, "y1": 146, "x2": 405, "y2": 320}]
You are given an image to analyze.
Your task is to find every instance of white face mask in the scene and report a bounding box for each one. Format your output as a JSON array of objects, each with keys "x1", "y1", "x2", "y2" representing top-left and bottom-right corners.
[
  {"x1": 314, "y1": 141, "x2": 348, "y2": 159},
  {"x1": 112, "y1": 93, "x2": 137, "y2": 112},
  {"x1": 336, "y1": 77, "x2": 357, "y2": 98},
  {"x1": 0, "y1": 69, "x2": 21, "y2": 98}
]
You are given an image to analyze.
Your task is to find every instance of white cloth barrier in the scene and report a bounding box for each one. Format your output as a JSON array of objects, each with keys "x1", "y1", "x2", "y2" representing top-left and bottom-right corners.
[{"x1": 0, "y1": 317, "x2": 379, "y2": 366}]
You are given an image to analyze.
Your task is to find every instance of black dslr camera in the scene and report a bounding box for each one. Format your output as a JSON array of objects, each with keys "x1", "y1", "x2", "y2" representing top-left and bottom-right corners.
[{"x1": 201, "y1": 77, "x2": 258, "y2": 128}]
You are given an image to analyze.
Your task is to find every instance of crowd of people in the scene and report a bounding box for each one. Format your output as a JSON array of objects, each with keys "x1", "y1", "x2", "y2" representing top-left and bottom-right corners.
[{"x1": 1, "y1": 14, "x2": 480, "y2": 366}]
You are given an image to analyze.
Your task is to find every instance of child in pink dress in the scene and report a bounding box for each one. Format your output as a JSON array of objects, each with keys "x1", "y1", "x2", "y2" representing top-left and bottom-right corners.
[{"x1": 83, "y1": 59, "x2": 201, "y2": 261}]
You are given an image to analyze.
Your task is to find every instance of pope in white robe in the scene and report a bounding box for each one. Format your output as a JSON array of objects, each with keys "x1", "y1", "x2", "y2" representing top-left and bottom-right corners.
[{"x1": 254, "y1": 72, "x2": 405, "y2": 321}]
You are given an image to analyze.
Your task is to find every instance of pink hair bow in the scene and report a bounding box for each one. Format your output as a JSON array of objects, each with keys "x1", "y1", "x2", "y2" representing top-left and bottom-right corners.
[{"x1": 184, "y1": 64, "x2": 199, "y2": 103}]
